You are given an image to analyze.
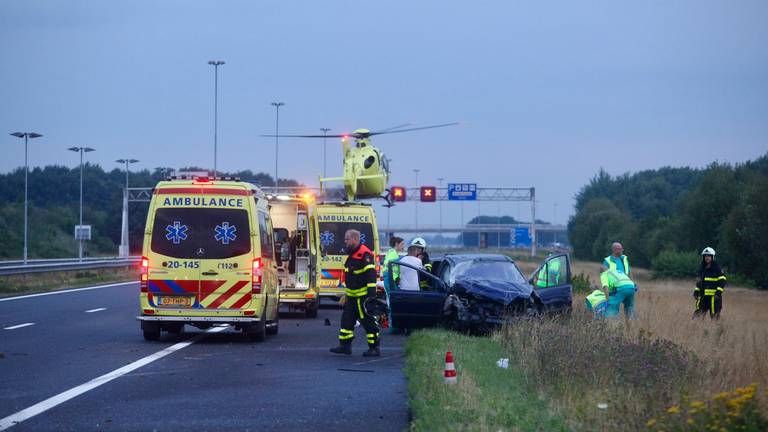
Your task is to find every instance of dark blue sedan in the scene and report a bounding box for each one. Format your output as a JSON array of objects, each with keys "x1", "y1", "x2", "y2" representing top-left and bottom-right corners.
[{"x1": 387, "y1": 253, "x2": 572, "y2": 331}]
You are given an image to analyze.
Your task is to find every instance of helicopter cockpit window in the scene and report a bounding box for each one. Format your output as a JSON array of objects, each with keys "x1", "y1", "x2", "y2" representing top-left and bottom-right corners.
[{"x1": 364, "y1": 155, "x2": 376, "y2": 169}]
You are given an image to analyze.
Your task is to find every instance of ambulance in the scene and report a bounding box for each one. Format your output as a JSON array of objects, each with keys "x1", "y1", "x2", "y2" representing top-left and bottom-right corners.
[
  {"x1": 137, "y1": 176, "x2": 280, "y2": 342},
  {"x1": 267, "y1": 193, "x2": 320, "y2": 317},
  {"x1": 313, "y1": 202, "x2": 380, "y2": 300}
]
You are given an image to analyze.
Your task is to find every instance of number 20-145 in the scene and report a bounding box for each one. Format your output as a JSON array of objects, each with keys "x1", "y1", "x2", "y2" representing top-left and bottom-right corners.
[{"x1": 167, "y1": 261, "x2": 199, "y2": 269}]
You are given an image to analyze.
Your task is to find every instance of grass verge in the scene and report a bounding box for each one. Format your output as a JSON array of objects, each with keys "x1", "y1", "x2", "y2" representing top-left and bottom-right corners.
[
  {"x1": 0, "y1": 267, "x2": 137, "y2": 297},
  {"x1": 405, "y1": 329, "x2": 568, "y2": 431}
]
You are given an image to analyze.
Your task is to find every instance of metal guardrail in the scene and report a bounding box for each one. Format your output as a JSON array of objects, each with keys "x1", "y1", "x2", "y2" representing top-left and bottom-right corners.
[{"x1": 0, "y1": 257, "x2": 140, "y2": 276}]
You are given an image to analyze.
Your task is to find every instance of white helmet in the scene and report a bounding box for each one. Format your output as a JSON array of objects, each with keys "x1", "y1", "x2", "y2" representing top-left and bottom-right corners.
[
  {"x1": 701, "y1": 247, "x2": 716, "y2": 256},
  {"x1": 410, "y1": 237, "x2": 427, "y2": 249}
]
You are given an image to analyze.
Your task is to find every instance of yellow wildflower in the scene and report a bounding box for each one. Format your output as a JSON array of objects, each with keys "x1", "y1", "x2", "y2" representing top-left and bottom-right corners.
[
  {"x1": 714, "y1": 392, "x2": 729, "y2": 401},
  {"x1": 687, "y1": 418, "x2": 694, "y2": 425},
  {"x1": 690, "y1": 401, "x2": 705, "y2": 409},
  {"x1": 646, "y1": 418, "x2": 656, "y2": 427},
  {"x1": 666, "y1": 406, "x2": 680, "y2": 414}
]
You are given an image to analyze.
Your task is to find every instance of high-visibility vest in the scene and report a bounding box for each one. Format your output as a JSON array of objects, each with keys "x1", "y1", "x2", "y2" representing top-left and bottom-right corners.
[
  {"x1": 585, "y1": 290, "x2": 607, "y2": 311},
  {"x1": 382, "y1": 249, "x2": 401, "y2": 280},
  {"x1": 600, "y1": 269, "x2": 635, "y2": 293},
  {"x1": 603, "y1": 255, "x2": 630, "y2": 276},
  {"x1": 535, "y1": 259, "x2": 561, "y2": 288}
]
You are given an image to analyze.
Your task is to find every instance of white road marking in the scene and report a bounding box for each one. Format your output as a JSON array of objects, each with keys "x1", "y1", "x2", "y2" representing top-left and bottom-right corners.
[
  {"x1": 0, "y1": 326, "x2": 228, "y2": 431},
  {"x1": 0, "y1": 282, "x2": 135, "y2": 303},
  {"x1": 84, "y1": 308, "x2": 107, "y2": 313},
  {"x1": 3, "y1": 323, "x2": 35, "y2": 330}
]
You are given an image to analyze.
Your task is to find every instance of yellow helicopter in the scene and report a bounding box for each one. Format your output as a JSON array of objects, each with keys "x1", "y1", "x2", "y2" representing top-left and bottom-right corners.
[{"x1": 264, "y1": 123, "x2": 457, "y2": 203}]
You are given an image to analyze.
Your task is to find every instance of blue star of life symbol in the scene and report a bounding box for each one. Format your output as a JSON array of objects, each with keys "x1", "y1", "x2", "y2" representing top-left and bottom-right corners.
[
  {"x1": 165, "y1": 221, "x2": 188, "y2": 244},
  {"x1": 360, "y1": 232, "x2": 367, "y2": 244},
  {"x1": 320, "y1": 231, "x2": 335, "y2": 247},
  {"x1": 214, "y1": 221, "x2": 237, "y2": 245}
]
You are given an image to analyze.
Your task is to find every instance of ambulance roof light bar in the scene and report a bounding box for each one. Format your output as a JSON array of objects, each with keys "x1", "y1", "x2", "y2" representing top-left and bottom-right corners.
[{"x1": 166, "y1": 175, "x2": 242, "y2": 182}]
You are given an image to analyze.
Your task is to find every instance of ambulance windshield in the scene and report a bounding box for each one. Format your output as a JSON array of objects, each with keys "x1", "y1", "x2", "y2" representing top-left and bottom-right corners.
[
  {"x1": 151, "y1": 208, "x2": 251, "y2": 259},
  {"x1": 317, "y1": 222, "x2": 374, "y2": 256}
]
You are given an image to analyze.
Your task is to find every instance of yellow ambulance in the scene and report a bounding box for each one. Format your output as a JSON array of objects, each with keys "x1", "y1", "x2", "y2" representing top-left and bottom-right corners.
[
  {"x1": 313, "y1": 202, "x2": 380, "y2": 300},
  {"x1": 267, "y1": 193, "x2": 320, "y2": 317},
  {"x1": 137, "y1": 176, "x2": 280, "y2": 342}
]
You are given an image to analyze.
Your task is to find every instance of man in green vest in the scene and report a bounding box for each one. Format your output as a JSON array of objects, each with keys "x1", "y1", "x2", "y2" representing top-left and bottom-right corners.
[
  {"x1": 535, "y1": 257, "x2": 561, "y2": 288},
  {"x1": 600, "y1": 269, "x2": 636, "y2": 318},
  {"x1": 585, "y1": 290, "x2": 607, "y2": 317},
  {"x1": 603, "y1": 242, "x2": 630, "y2": 276}
]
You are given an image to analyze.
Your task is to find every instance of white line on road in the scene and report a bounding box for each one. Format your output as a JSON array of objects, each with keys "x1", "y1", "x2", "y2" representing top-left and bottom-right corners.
[
  {"x1": 0, "y1": 282, "x2": 135, "y2": 303},
  {"x1": 84, "y1": 308, "x2": 107, "y2": 313},
  {"x1": 0, "y1": 326, "x2": 228, "y2": 431},
  {"x1": 3, "y1": 323, "x2": 35, "y2": 330}
]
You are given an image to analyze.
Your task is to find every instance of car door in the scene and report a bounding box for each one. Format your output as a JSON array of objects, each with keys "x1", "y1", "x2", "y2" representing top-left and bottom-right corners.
[
  {"x1": 388, "y1": 260, "x2": 448, "y2": 329},
  {"x1": 530, "y1": 253, "x2": 573, "y2": 312}
]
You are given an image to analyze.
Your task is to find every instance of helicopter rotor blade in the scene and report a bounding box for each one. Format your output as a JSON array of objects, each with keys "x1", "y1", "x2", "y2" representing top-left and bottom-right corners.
[
  {"x1": 259, "y1": 133, "x2": 348, "y2": 138},
  {"x1": 376, "y1": 123, "x2": 412, "y2": 133},
  {"x1": 368, "y1": 122, "x2": 459, "y2": 136}
]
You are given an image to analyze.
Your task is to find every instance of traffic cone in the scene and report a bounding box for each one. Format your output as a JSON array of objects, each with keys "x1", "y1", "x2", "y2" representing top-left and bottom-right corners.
[{"x1": 444, "y1": 351, "x2": 457, "y2": 384}]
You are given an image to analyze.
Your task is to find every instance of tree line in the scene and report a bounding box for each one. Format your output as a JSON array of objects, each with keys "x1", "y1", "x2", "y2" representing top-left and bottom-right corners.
[
  {"x1": 0, "y1": 165, "x2": 299, "y2": 259},
  {"x1": 568, "y1": 153, "x2": 768, "y2": 288}
]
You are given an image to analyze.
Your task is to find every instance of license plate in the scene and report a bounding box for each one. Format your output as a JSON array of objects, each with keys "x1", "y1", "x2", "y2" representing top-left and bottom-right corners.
[{"x1": 157, "y1": 296, "x2": 193, "y2": 307}]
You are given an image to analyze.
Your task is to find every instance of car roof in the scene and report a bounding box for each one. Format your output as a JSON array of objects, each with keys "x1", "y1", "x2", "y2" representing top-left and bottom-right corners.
[{"x1": 439, "y1": 253, "x2": 513, "y2": 264}]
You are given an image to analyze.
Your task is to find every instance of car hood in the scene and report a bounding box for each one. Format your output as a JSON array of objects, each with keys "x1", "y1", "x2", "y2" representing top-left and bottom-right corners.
[{"x1": 451, "y1": 277, "x2": 533, "y2": 305}]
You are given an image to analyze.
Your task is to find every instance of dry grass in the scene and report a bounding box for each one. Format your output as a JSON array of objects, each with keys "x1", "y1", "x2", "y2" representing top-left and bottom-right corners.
[
  {"x1": 0, "y1": 267, "x2": 137, "y2": 297},
  {"x1": 572, "y1": 260, "x2": 768, "y2": 401}
]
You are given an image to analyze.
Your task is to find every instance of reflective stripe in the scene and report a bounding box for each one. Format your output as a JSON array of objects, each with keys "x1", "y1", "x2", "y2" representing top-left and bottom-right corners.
[
  {"x1": 716, "y1": 287, "x2": 724, "y2": 292},
  {"x1": 704, "y1": 276, "x2": 726, "y2": 282},
  {"x1": 694, "y1": 288, "x2": 700, "y2": 292},
  {"x1": 366, "y1": 283, "x2": 377, "y2": 287},
  {"x1": 339, "y1": 333, "x2": 354, "y2": 340},
  {"x1": 353, "y1": 264, "x2": 376, "y2": 274},
  {"x1": 711, "y1": 296, "x2": 715, "y2": 314},
  {"x1": 357, "y1": 298, "x2": 364, "y2": 319},
  {"x1": 345, "y1": 287, "x2": 368, "y2": 297},
  {"x1": 704, "y1": 289, "x2": 717, "y2": 296},
  {"x1": 340, "y1": 329, "x2": 353, "y2": 334}
]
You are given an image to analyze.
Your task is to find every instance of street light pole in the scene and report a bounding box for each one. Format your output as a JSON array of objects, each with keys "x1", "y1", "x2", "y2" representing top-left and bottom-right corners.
[
  {"x1": 437, "y1": 177, "x2": 444, "y2": 233},
  {"x1": 116, "y1": 158, "x2": 139, "y2": 257},
  {"x1": 271, "y1": 102, "x2": 285, "y2": 192},
  {"x1": 320, "y1": 127, "x2": 331, "y2": 179},
  {"x1": 413, "y1": 169, "x2": 420, "y2": 230},
  {"x1": 68, "y1": 147, "x2": 95, "y2": 260},
  {"x1": 10, "y1": 132, "x2": 43, "y2": 264},
  {"x1": 208, "y1": 60, "x2": 225, "y2": 177}
]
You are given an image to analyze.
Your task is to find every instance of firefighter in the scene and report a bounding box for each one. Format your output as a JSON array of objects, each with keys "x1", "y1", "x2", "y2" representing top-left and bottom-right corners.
[
  {"x1": 694, "y1": 247, "x2": 726, "y2": 319},
  {"x1": 411, "y1": 237, "x2": 432, "y2": 289},
  {"x1": 330, "y1": 229, "x2": 381, "y2": 357},
  {"x1": 600, "y1": 268, "x2": 637, "y2": 318}
]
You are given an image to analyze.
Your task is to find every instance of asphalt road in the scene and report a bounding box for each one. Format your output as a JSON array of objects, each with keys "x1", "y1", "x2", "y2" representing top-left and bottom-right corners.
[{"x1": 0, "y1": 283, "x2": 409, "y2": 431}]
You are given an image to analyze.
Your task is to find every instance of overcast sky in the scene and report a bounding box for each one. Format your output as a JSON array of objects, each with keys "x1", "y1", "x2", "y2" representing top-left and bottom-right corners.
[{"x1": 2, "y1": 1, "x2": 766, "y2": 228}]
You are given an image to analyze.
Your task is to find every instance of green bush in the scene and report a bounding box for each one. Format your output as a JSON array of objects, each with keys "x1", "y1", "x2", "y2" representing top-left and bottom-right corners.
[
  {"x1": 651, "y1": 251, "x2": 700, "y2": 278},
  {"x1": 571, "y1": 272, "x2": 593, "y2": 294}
]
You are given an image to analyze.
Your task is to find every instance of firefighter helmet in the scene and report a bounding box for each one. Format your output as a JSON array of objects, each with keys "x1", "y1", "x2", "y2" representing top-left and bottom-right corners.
[
  {"x1": 410, "y1": 237, "x2": 427, "y2": 249},
  {"x1": 701, "y1": 247, "x2": 716, "y2": 256}
]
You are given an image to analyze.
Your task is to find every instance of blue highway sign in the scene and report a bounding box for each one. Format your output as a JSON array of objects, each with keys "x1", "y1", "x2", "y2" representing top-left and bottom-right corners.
[{"x1": 448, "y1": 183, "x2": 477, "y2": 201}]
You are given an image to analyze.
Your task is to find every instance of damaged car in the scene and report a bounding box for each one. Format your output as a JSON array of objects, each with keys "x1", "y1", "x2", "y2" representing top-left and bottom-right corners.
[{"x1": 387, "y1": 253, "x2": 572, "y2": 332}]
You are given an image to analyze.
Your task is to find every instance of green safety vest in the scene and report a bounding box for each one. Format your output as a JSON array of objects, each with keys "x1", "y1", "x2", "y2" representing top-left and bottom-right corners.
[
  {"x1": 383, "y1": 249, "x2": 401, "y2": 280},
  {"x1": 585, "y1": 290, "x2": 607, "y2": 310},
  {"x1": 600, "y1": 269, "x2": 636, "y2": 293},
  {"x1": 603, "y1": 255, "x2": 630, "y2": 276},
  {"x1": 535, "y1": 259, "x2": 561, "y2": 288}
]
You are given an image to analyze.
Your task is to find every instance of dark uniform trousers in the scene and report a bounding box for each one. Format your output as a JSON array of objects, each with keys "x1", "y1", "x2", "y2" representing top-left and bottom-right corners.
[{"x1": 339, "y1": 243, "x2": 380, "y2": 348}]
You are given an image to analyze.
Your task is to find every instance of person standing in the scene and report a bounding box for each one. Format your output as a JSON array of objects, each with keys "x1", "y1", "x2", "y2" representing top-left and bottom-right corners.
[
  {"x1": 397, "y1": 245, "x2": 424, "y2": 291},
  {"x1": 330, "y1": 229, "x2": 381, "y2": 357},
  {"x1": 382, "y1": 236, "x2": 405, "y2": 293},
  {"x1": 603, "y1": 242, "x2": 631, "y2": 276},
  {"x1": 694, "y1": 247, "x2": 726, "y2": 319},
  {"x1": 600, "y1": 268, "x2": 636, "y2": 319}
]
